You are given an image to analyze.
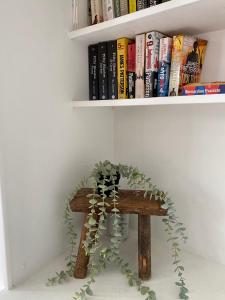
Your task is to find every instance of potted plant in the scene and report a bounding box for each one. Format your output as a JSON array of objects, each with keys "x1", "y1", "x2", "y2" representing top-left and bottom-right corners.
[{"x1": 48, "y1": 161, "x2": 189, "y2": 300}]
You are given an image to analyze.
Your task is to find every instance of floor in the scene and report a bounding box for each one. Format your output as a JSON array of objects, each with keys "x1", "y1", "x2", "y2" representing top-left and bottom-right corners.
[{"x1": 0, "y1": 232, "x2": 225, "y2": 300}]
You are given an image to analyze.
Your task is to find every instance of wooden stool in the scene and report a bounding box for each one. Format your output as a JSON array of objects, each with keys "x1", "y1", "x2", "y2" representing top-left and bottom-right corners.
[{"x1": 70, "y1": 188, "x2": 167, "y2": 281}]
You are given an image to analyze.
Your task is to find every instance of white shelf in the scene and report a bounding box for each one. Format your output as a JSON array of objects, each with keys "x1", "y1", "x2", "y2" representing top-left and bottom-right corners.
[
  {"x1": 71, "y1": 95, "x2": 225, "y2": 108},
  {"x1": 68, "y1": 0, "x2": 225, "y2": 45}
]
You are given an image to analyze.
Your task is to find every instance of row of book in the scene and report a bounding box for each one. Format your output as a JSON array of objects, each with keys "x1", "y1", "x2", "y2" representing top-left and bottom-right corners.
[
  {"x1": 88, "y1": 32, "x2": 208, "y2": 100},
  {"x1": 90, "y1": 0, "x2": 169, "y2": 25}
]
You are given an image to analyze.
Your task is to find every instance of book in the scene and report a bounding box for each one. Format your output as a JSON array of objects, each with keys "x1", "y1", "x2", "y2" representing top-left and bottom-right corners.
[
  {"x1": 114, "y1": 0, "x2": 121, "y2": 17},
  {"x1": 182, "y1": 82, "x2": 225, "y2": 96},
  {"x1": 137, "y1": 0, "x2": 148, "y2": 10},
  {"x1": 169, "y1": 35, "x2": 208, "y2": 96},
  {"x1": 108, "y1": 41, "x2": 118, "y2": 99},
  {"x1": 148, "y1": 0, "x2": 162, "y2": 6},
  {"x1": 145, "y1": 31, "x2": 165, "y2": 98},
  {"x1": 157, "y1": 37, "x2": 172, "y2": 97},
  {"x1": 91, "y1": 0, "x2": 103, "y2": 24},
  {"x1": 135, "y1": 34, "x2": 145, "y2": 98},
  {"x1": 128, "y1": 42, "x2": 136, "y2": 99},
  {"x1": 117, "y1": 38, "x2": 131, "y2": 99},
  {"x1": 102, "y1": 0, "x2": 115, "y2": 21},
  {"x1": 120, "y1": 0, "x2": 129, "y2": 15},
  {"x1": 129, "y1": 0, "x2": 137, "y2": 13},
  {"x1": 72, "y1": 0, "x2": 79, "y2": 30},
  {"x1": 98, "y1": 42, "x2": 108, "y2": 100},
  {"x1": 88, "y1": 44, "x2": 99, "y2": 100}
]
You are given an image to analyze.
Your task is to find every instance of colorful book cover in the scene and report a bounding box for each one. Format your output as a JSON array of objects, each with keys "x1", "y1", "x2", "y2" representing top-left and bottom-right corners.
[
  {"x1": 98, "y1": 42, "x2": 108, "y2": 100},
  {"x1": 91, "y1": 0, "x2": 103, "y2": 24},
  {"x1": 148, "y1": 0, "x2": 162, "y2": 6},
  {"x1": 135, "y1": 34, "x2": 145, "y2": 98},
  {"x1": 137, "y1": 0, "x2": 148, "y2": 10},
  {"x1": 117, "y1": 38, "x2": 131, "y2": 99},
  {"x1": 108, "y1": 41, "x2": 118, "y2": 99},
  {"x1": 88, "y1": 44, "x2": 99, "y2": 100},
  {"x1": 169, "y1": 35, "x2": 208, "y2": 96},
  {"x1": 114, "y1": 0, "x2": 121, "y2": 17},
  {"x1": 102, "y1": 0, "x2": 115, "y2": 21},
  {"x1": 120, "y1": 0, "x2": 129, "y2": 15},
  {"x1": 128, "y1": 42, "x2": 136, "y2": 99},
  {"x1": 145, "y1": 31, "x2": 165, "y2": 98},
  {"x1": 157, "y1": 37, "x2": 172, "y2": 97},
  {"x1": 182, "y1": 82, "x2": 225, "y2": 96},
  {"x1": 129, "y1": 0, "x2": 137, "y2": 13}
]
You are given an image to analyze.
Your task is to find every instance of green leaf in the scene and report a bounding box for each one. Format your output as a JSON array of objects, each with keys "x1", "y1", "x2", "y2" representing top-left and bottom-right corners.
[
  {"x1": 88, "y1": 217, "x2": 96, "y2": 226},
  {"x1": 86, "y1": 286, "x2": 93, "y2": 296}
]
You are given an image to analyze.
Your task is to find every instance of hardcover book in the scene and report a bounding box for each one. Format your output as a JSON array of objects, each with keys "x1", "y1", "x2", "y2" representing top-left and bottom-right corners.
[
  {"x1": 129, "y1": 0, "x2": 137, "y2": 13},
  {"x1": 157, "y1": 37, "x2": 172, "y2": 97},
  {"x1": 128, "y1": 42, "x2": 136, "y2": 99},
  {"x1": 169, "y1": 35, "x2": 208, "y2": 96},
  {"x1": 120, "y1": 0, "x2": 129, "y2": 15},
  {"x1": 91, "y1": 0, "x2": 103, "y2": 24},
  {"x1": 137, "y1": 0, "x2": 148, "y2": 10},
  {"x1": 182, "y1": 82, "x2": 225, "y2": 96},
  {"x1": 145, "y1": 31, "x2": 165, "y2": 98},
  {"x1": 88, "y1": 44, "x2": 99, "y2": 100},
  {"x1": 108, "y1": 41, "x2": 118, "y2": 99},
  {"x1": 98, "y1": 42, "x2": 108, "y2": 100},
  {"x1": 135, "y1": 34, "x2": 145, "y2": 98},
  {"x1": 114, "y1": 0, "x2": 121, "y2": 17},
  {"x1": 117, "y1": 38, "x2": 131, "y2": 99},
  {"x1": 102, "y1": 0, "x2": 115, "y2": 21}
]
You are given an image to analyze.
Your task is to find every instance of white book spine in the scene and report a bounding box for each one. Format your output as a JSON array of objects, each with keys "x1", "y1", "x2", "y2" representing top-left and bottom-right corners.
[
  {"x1": 135, "y1": 34, "x2": 145, "y2": 98},
  {"x1": 102, "y1": 0, "x2": 114, "y2": 21},
  {"x1": 72, "y1": 0, "x2": 79, "y2": 30},
  {"x1": 91, "y1": 0, "x2": 103, "y2": 24}
]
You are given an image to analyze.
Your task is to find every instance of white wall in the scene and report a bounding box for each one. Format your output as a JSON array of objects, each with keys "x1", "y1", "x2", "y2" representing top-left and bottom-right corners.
[
  {"x1": 114, "y1": 29, "x2": 225, "y2": 265},
  {"x1": 0, "y1": 0, "x2": 113, "y2": 286}
]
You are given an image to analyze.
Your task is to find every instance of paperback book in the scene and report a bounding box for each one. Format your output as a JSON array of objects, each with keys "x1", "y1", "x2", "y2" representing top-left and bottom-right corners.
[
  {"x1": 102, "y1": 0, "x2": 114, "y2": 21},
  {"x1": 128, "y1": 42, "x2": 136, "y2": 99},
  {"x1": 117, "y1": 38, "x2": 131, "y2": 99},
  {"x1": 89, "y1": 44, "x2": 99, "y2": 100},
  {"x1": 120, "y1": 0, "x2": 129, "y2": 15},
  {"x1": 145, "y1": 31, "x2": 165, "y2": 98},
  {"x1": 137, "y1": 0, "x2": 148, "y2": 10},
  {"x1": 91, "y1": 0, "x2": 103, "y2": 24},
  {"x1": 108, "y1": 41, "x2": 118, "y2": 99},
  {"x1": 114, "y1": 0, "x2": 121, "y2": 17},
  {"x1": 157, "y1": 37, "x2": 173, "y2": 97},
  {"x1": 182, "y1": 82, "x2": 225, "y2": 96},
  {"x1": 169, "y1": 35, "x2": 208, "y2": 96},
  {"x1": 136, "y1": 34, "x2": 145, "y2": 98},
  {"x1": 129, "y1": 0, "x2": 137, "y2": 13},
  {"x1": 98, "y1": 42, "x2": 108, "y2": 100}
]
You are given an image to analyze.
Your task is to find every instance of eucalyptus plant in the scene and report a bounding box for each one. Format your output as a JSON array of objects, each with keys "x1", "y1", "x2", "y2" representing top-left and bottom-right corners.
[{"x1": 48, "y1": 161, "x2": 189, "y2": 300}]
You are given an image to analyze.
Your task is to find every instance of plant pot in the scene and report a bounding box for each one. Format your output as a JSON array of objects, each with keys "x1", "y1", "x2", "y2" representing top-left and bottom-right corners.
[{"x1": 97, "y1": 172, "x2": 121, "y2": 197}]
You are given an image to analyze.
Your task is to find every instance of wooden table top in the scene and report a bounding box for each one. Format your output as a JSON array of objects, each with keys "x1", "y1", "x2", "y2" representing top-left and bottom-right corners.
[{"x1": 70, "y1": 188, "x2": 167, "y2": 216}]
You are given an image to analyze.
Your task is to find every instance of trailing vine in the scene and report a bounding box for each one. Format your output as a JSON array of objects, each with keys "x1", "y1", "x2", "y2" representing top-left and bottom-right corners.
[{"x1": 48, "y1": 161, "x2": 189, "y2": 300}]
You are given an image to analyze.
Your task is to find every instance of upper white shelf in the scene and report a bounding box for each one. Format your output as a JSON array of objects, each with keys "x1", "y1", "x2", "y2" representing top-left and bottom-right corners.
[
  {"x1": 71, "y1": 95, "x2": 225, "y2": 108},
  {"x1": 68, "y1": 0, "x2": 225, "y2": 45}
]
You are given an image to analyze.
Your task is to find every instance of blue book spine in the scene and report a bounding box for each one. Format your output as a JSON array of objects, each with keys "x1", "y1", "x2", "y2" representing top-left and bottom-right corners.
[{"x1": 157, "y1": 61, "x2": 170, "y2": 97}]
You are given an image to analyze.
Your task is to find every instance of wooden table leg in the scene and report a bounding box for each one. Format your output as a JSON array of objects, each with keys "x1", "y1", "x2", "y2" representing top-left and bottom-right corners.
[
  {"x1": 138, "y1": 214, "x2": 151, "y2": 280},
  {"x1": 74, "y1": 213, "x2": 90, "y2": 279}
]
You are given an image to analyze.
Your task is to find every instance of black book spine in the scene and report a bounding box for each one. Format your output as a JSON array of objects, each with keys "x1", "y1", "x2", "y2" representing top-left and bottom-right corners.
[
  {"x1": 148, "y1": 0, "x2": 162, "y2": 6},
  {"x1": 98, "y1": 42, "x2": 108, "y2": 100},
  {"x1": 107, "y1": 41, "x2": 118, "y2": 100},
  {"x1": 137, "y1": 0, "x2": 148, "y2": 10},
  {"x1": 88, "y1": 44, "x2": 99, "y2": 100}
]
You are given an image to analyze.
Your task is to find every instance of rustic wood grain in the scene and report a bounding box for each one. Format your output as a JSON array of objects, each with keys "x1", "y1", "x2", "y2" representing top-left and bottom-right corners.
[
  {"x1": 74, "y1": 213, "x2": 90, "y2": 279},
  {"x1": 70, "y1": 188, "x2": 166, "y2": 216},
  {"x1": 138, "y1": 215, "x2": 151, "y2": 280}
]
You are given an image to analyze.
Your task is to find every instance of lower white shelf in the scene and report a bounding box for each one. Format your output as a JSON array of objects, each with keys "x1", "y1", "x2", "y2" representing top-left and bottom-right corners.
[{"x1": 72, "y1": 94, "x2": 225, "y2": 108}]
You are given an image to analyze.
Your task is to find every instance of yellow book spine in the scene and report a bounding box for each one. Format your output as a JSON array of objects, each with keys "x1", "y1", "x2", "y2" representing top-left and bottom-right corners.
[
  {"x1": 129, "y1": 0, "x2": 137, "y2": 13},
  {"x1": 117, "y1": 38, "x2": 129, "y2": 99}
]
